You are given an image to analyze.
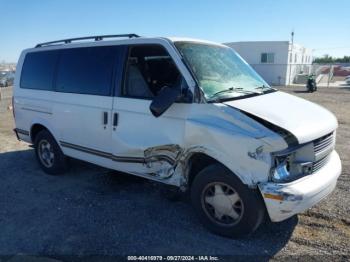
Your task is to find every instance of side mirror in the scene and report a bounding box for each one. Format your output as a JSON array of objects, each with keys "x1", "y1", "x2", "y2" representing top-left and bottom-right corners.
[{"x1": 150, "y1": 86, "x2": 181, "y2": 117}]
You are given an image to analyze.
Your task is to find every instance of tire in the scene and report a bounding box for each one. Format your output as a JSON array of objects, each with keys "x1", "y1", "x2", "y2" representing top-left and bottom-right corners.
[
  {"x1": 191, "y1": 164, "x2": 265, "y2": 238},
  {"x1": 34, "y1": 130, "x2": 68, "y2": 175}
]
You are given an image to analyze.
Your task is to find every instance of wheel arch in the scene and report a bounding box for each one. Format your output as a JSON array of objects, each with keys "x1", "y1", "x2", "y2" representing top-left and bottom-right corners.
[
  {"x1": 29, "y1": 119, "x2": 59, "y2": 145},
  {"x1": 186, "y1": 152, "x2": 219, "y2": 188},
  {"x1": 184, "y1": 149, "x2": 252, "y2": 190}
]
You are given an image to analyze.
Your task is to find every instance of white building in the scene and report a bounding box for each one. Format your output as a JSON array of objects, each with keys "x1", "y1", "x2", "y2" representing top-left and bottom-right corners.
[{"x1": 224, "y1": 41, "x2": 313, "y2": 86}]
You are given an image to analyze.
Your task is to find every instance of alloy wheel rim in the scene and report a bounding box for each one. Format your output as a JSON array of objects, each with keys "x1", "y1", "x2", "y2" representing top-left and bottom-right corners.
[
  {"x1": 201, "y1": 182, "x2": 244, "y2": 226},
  {"x1": 38, "y1": 139, "x2": 54, "y2": 168}
]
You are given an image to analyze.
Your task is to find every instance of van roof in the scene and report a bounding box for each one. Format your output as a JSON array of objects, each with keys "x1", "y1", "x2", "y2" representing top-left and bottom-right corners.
[
  {"x1": 35, "y1": 34, "x2": 140, "y2": 48},
  {"x1": 32, "y1": 34, "x2": 225, "y2": 50}
]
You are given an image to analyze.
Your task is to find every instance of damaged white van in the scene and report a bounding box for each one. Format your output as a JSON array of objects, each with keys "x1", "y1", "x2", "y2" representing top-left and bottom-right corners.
[{"x1": 13, "y1": 34, "x2": 341, "y2": 237}]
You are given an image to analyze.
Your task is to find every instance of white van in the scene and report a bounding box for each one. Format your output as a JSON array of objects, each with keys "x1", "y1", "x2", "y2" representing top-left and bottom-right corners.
[{"x1": 13, "y1": 34, "x2": 341, "y2": 237}]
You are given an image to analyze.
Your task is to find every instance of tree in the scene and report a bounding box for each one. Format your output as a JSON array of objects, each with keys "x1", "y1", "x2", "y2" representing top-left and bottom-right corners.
[{"x1": 313, "y1": 54, "x2": 350, "y2": 63}]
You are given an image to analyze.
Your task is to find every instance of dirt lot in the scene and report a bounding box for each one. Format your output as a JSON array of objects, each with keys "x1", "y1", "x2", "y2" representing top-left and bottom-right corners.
[{"x1": 0, "y1": 86, "x2": 349, "y2": 260}]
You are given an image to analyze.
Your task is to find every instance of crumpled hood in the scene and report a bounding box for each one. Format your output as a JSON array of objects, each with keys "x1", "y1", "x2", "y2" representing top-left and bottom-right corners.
[{"x1": 224, "y1": 91, "x2": 338, "y2": 144}]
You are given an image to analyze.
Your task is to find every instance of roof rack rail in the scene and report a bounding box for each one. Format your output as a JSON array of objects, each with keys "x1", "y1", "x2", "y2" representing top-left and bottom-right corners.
[{"x1": 35, "y1": 34, "x2": 140, "y2": 48}]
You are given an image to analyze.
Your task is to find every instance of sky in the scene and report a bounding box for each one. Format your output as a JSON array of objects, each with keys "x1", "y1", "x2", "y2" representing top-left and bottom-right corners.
[{"x1": 1, "y1": 0, "x2": 349, "y2": 63}]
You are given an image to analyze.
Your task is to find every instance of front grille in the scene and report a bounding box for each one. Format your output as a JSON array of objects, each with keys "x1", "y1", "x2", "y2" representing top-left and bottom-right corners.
[
  {"x1": 312, "y1": 132, "x2": 334, "y2": 173},
  {"x1": 312, "y1": 154, "x2": 331, "y2": 173},
  {"x1": 314, "y1": 132, "x2": 334, "y2": 155}
]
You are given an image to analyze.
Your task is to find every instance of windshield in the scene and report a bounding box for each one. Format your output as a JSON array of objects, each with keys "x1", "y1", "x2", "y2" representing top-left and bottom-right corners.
[{"x1": 175, "y1": 42, "x2": 272, "y2": 100}]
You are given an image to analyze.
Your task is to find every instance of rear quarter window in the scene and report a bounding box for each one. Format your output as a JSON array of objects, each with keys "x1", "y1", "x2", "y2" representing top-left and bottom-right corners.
[{"x1": 20, "y1": 50, "x2": 59, "y2": 90}]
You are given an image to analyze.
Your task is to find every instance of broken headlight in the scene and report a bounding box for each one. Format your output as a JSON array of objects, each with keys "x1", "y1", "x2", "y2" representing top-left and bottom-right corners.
[
  {"x1": 270, "y1": 155, "x2": 292, "y2": 182},
  {"x1": 270, "y1": 144, "x2": 315, "y2": 183}
]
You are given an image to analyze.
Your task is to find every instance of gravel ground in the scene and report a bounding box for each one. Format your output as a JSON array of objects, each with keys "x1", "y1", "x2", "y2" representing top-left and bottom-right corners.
[{"x1": 0, "y1": 86, "x2": 349, "y2": 261}]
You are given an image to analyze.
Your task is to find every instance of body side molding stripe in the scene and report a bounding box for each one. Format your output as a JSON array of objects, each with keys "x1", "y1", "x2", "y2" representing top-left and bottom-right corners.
[
  {"x1": 21, "y1": 107, "x2": 52, "y2": 115},
  {"x1": 59, "y1": 141, "x2": 175, "y2": 165}
]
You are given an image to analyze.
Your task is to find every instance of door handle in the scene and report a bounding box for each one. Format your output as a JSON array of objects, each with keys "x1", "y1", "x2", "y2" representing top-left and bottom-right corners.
[
  {"x1": 113, "y1": 113, "x2": 118, "y2": 130},
  {"x1": 103, "y1": 112, "x2": 108, "y2": 125}
]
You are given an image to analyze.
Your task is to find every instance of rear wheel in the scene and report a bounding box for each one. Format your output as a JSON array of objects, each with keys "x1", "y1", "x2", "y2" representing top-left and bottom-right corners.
[
  {"x1": 191, "y1": 164, "x2": 265, "y2": 237},
  {"x1": 34, "y1": 130, "x2": 68, "y2": 175}
]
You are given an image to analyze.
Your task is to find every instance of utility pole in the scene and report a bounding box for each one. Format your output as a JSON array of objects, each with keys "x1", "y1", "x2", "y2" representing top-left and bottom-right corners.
[{"x1": 288, "y1": 31, "x2": 294, "y2": 86}]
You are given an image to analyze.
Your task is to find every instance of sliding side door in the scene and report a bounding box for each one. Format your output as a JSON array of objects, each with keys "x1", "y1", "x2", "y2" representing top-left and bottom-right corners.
[{"x1": 53, "y1": 45, "x2": 124, "y2": 168}]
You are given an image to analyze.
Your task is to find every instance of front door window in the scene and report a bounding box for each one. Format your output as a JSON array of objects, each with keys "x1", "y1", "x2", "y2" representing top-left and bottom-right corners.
[{"x1": 123, "y1": 45, "x2": 182, "y2": 99}]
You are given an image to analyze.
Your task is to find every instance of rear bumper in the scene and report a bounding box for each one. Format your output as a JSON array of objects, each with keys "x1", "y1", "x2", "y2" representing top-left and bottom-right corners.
[
  {"x1": 13, "y1": 128, "x2": 20, "y2": 140},
  {"x1": 259, "y1": 150, "x2": 341, "y2": 222},
  {"x1": 13, "y1": 128, "x2": 30, "y2": 142}
]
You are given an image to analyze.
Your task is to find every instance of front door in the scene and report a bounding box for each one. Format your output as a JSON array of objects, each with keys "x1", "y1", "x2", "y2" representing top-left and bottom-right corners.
[{"x1": 110, "y1": 44, "x2": 191, "y2": 179}]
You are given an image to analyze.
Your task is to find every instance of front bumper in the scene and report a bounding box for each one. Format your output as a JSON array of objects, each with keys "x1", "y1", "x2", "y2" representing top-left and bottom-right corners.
[{"x1": 259, "y1": 150, "x2": 341, "y2": 222}]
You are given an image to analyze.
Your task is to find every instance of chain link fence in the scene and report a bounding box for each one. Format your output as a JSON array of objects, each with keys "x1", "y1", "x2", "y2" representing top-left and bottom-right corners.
[
  {"x1": 250, "y1": 63, "x2": 350, "y2": 87},
  {"x1": 310, "y1": 63, "x2": 350, "y2": 87}
]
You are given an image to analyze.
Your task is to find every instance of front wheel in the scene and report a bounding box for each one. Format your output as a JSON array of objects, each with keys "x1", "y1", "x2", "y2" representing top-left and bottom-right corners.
[{"x1": 191, "y1": 164, "x2": 265, "y2": 237}]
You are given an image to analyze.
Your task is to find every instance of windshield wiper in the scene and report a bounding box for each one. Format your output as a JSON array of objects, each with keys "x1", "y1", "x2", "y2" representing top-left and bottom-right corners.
[
  {"x1": 208, "y1": 87, "x2": 260, "y2": 102},
  {"x1": 255, "y1": 85, "x2": 275, "y2": 92}
]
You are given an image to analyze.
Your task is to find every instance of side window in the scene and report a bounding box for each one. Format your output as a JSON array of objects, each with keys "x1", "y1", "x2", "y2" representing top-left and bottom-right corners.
[
  {"x1": 20, "y1": 51, "x2": 58, "y2": 90},
  {"x1": 123, "y1": 45, "x2": 182, "y2": 99},
  {"x1": 56, "y1": 46, "x2": 117, "y2": 96}
]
